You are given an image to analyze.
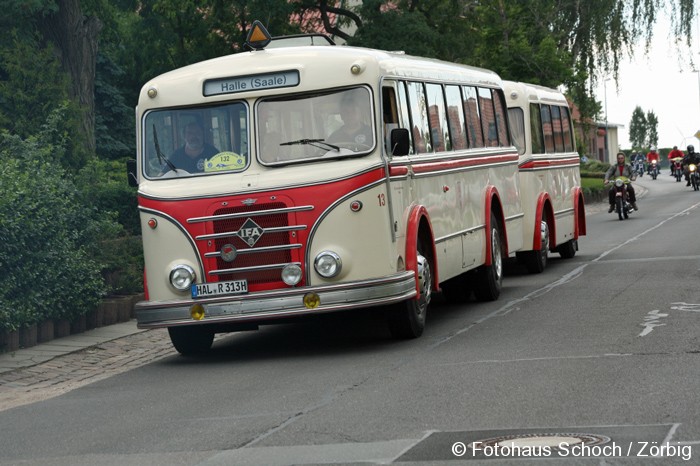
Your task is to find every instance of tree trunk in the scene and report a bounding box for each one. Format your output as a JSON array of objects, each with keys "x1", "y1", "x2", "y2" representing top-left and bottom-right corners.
[{"x1": 38, "y1": 0, "x2": 102, "y2": 155}]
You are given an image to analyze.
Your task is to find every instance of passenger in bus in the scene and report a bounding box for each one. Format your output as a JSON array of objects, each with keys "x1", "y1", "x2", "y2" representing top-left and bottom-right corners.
[
  {"x1": 328, "y1": 93, "x2": 372, "y2": 147},
  {"x1": 169, "y1": 121, "x2": 219, "y2": 172}
]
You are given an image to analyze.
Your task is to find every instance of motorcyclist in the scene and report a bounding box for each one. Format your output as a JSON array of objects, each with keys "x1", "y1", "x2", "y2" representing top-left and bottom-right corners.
[
  {"x1": 605, "y1": 152, "x2": 638, "y2": 212},
  {"x1": 646, "y1": 147, "x2": 660, "y2": 175},
  {"x1": 632, "y1": 151, "x2": 646, "y2": 176},
  {"x1": 682, "y1": 145, "x2": 700, "y2": 186},
  {"x1": 668, "y1": 145, "x2": 684, "y2": 176}
]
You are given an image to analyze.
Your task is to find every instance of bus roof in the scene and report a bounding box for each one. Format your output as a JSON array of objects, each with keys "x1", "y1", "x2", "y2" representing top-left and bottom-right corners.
[
  {"x1": 503, "y1": 80, "x2": 569, "y2": 107},
  {"x1": 139, "y1": 45, "x2": 504, "y2": 109}
]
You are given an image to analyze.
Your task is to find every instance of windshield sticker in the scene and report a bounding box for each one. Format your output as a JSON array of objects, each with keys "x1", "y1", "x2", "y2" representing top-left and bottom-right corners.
[{"x1": 204, "y1": 152, "x2": 246, "y2": 172}]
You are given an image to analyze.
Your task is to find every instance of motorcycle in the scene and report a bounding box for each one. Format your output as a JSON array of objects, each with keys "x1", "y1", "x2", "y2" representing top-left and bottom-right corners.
[
  {"x1": 633, "y1": 158, "x2": 645, "y2": 177},
  {"x1": 648, "y1": 159, "x2": 659, "y2": 180},
  {"x1": 607, "y1": 176, "x2": 634, "y2": 220},
  {"x1": 671, "y1": 157, "x2": 683, "y2": 182},
  {"x1": 689, "y1": 163, "x2": 699, "y2": 191}
]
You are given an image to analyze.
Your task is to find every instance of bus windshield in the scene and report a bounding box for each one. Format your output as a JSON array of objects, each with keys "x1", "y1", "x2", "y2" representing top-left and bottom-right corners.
[
  {"x1": 257, "y1": 87, "x2": 375, "y2": 165},
  {"x1": 143, "y1": 102, "x2": 249, "y2": 179}
]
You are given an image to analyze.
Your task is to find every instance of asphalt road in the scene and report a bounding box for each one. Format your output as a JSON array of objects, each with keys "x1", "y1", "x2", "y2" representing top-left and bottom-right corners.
[{"x1": 0, "y1": 171, "x2": 699, "y2": 466}]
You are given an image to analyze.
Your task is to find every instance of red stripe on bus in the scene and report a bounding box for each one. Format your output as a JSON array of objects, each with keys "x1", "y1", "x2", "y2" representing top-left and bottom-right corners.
[
  {"x1": 391, "y1": 153, "x2": 518, "y2": 176},
  {"x1": 518, "y1": 157, "x2": 580, "y2": 169}
]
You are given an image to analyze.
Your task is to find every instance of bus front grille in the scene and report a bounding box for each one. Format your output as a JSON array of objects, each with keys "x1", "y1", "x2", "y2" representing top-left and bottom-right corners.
[{"x1": 191, "y1": 202, "x2": 311, "y2": 287}]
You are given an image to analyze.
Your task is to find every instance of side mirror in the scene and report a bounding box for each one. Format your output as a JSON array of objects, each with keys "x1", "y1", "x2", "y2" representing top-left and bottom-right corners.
[
  {"x1": 390, "y1": 128, "x2": 410, "y2": 156},
  {"x1": 126, "y1": 159, "x2": 138, "y2": 187}
]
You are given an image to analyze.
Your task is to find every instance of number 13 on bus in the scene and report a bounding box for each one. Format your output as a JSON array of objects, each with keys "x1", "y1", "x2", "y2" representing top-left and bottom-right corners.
[{"x1": 128, "y1": 21, "x2": 585, "y2": 355}]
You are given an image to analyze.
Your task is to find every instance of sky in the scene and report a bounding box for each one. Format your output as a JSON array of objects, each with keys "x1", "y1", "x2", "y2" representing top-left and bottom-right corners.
[{"x1": 594, "y1": 13, "x2": 700, "y2": 151}]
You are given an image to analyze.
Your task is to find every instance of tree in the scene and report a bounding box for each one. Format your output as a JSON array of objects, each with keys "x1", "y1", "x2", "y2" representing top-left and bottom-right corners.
[
  {"x1": 629, "y1": 106, "x2": 648, "y2": 151},
  {"x1": 646, "y1": 110, "x2": 659, "y2": 148}
]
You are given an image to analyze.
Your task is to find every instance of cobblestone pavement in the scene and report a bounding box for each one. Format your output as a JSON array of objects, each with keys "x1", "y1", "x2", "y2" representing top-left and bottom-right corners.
[{"x1": 0, "y1": 329, "x2": 176, "y2": 412}]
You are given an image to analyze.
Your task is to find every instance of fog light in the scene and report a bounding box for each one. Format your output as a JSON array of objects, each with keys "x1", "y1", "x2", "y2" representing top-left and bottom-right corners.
[
  {"x1": 190, "y1": 304, "x2": 205, "y2": 320},
  {"x1": 314, "y1": 251, "x2": 342, "y2": 278},
  {"x1": 281, "y1": 264, "x2": 302, "y2": 286},
  {"x1": 303, "y1": 292, "x2": 320, "y2": 309},
  {"x1": 169, "y1": 264, "x2": 195, "y2": 291}
]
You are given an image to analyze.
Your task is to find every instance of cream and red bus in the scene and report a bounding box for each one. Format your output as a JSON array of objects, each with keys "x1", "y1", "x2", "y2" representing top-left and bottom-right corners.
[
  {"x1": 131, "y1": 22, "x2": 523, "y2": 354},
  {"x1": 503, "y1": 81, "x2": 586, "y2": 273}
]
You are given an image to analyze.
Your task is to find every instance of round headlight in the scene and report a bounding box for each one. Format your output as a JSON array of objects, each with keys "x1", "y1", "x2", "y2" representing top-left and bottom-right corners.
[
  {"x1": 169, "y1": 264, "x2": 195, "y2": 291},
  {"x1": 614, "y1": 179, "x2": 624, "y2": 187},
  {"x1": 314, "y1": 251, "x2": 342, "y2": 278},
  {"x1": 281, "y1": 264, "x2": 302, "y2": 286}
]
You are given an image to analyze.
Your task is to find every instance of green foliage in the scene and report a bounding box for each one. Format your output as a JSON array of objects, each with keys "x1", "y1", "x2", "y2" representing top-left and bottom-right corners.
[
  {"x1": 74, "y1": 157, "x2": 143, "y2": 295},
  {"x1": 646, "y1": 110, "x2": 659, "y2": 148},
  {"x1": 95, "y1": 53, "x2": 134, "y2": 160},
  {"x1": 629, "y1": 106, "x2": 647, "y2": 151},
  {"x1": 0, "y1": 130, "x2": 112, "y2": 330}
]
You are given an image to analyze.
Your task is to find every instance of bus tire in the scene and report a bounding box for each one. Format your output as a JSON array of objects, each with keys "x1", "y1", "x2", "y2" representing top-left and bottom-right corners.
[
  {"x1": 557, "y1": 239, "x2": 577, "y2": 259},
  {"x1": 473, "y1": 213, "x2": 503, "y2": 302},
  {"x1": 517, "y1": 220, "x2": 549, "y2": 274},
  {"x1": 388, "y1": 244, "x2": 431, "y2": 339},
  {"x1": 168, "y1": 326, "x2": 214, "y2": 356}
]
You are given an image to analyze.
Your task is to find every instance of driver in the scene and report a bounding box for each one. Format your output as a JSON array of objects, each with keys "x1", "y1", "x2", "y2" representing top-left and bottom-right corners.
[
  {"x1": 169, "y1": 121, "x2": 219, "y2": 172},
  {"x1": 682, "y1": 145, "x2": 700, "y2": 186},
  {"x1": 605, "y1": 152, "x2": 638, "y2": 212},
  {"x1": 328, "y1": 91, "x2": 372, "y2": 146}
]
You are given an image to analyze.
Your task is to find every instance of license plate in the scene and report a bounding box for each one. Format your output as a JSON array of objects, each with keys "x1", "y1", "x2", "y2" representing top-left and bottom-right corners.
[{"x1": 192, "y1": 280, "x2": 248, "y2": 298}]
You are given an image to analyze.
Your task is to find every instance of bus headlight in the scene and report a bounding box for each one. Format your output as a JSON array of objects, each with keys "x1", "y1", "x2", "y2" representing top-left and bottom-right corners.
[
  {"x1": 281, "y1": 264, "x2": 302, "y2": 286},
  {"x1": 169, "y1": 264, "x2": 196, "y2": 291},
  {"x1": 314, "y1": 251, "x2": 342, "y2": 278}
]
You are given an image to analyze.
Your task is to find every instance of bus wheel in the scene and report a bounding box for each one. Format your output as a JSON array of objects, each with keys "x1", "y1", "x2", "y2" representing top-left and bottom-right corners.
[
  {"x1": 473, "y1": 213, "x2": 503, "y2": 301},
  {"x1": 388, "y1": 246, "x2": 431, "y2": 339},
  {"x1": 517, "y1": 220, "x2": 549, "y2": 274},
  {"x1": 168, "y1": 326, "x2": 214, "y2": 356},
  {"x1": 557, "y1": 239, "x2": 577, "y2": 259}
]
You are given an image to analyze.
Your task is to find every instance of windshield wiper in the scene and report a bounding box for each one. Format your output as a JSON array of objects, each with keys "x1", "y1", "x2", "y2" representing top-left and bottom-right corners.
[
  {"x1": 153, "y1": 124, "x2": 178, "y2": 173},
  {"x1": 279, "y1": 138, "x2": 340, "y2": 152}
]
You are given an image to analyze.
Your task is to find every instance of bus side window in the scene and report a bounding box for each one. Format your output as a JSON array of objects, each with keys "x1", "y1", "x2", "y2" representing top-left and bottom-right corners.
[
  {"x1": 445, "y1": 85, "x2": 467, "y2": 150},
  {"x1": 492, "y1": 89, "x2": 510, "y2": 147},
  {"x1": 550, "y1": 105, "x2": 564, "y2": 152},
  {"x1": 530, "y1": 103, "x2": 544, "y2": 154},
  {"x1": 395, "y1": 81, "x2": 414, "y2": 155},
  {"x1": 462, "y1": 86, "x2": 483, "y2": 148},
  {"x1": 560, "y1": 106, "x2": 575, "y2": 151},
  {"x1": 382, "y1": 85, "x2": 400, "y2": 154},
  {"x1": 426, "y1": 83, "x2": 450, "y2": 152},
  {"x1": 406, "y1": 81, "x2": 431, "y2": 154},
  {"x1": 508, "y1": 107, "x2": 526, "y2": 155},
  {"x1": 540, "y1": 105, "x2": 555, "y2": 153},
  {"x1": 478, "y1": 87, "x2": 498, "y2": 147}
]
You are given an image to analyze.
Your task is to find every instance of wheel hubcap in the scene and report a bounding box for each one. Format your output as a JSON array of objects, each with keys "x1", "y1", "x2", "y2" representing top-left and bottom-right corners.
[
  {"x1": 416, "y1": 253, "x2": 431, "y2": 312},
  {"x1": 491, "y1": 228, "x2": 502, "y2": 280}
]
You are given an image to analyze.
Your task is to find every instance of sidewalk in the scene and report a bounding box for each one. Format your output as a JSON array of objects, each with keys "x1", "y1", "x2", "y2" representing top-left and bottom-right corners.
[{"x1": 0, "y1": 321, "x2": 147, "y2": 375}]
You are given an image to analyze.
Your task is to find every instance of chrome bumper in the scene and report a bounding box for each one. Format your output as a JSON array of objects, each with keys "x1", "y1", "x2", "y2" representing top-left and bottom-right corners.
[{"x1": 135, "y1": 271, "x2": 416, "y2": 329}]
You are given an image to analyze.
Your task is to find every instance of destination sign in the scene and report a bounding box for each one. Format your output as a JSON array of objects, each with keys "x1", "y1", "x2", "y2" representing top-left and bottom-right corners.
[{"x1": 203, "y1": 70, "x2": 299, "y2": 97}]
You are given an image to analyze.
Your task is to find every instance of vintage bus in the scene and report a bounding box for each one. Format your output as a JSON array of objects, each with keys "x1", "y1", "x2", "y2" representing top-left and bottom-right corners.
[
  {"x1": 503, "y1": 81, "x2": 586, "y2": 273},
  {"x1": 130, "y1": 22, "x2": 524, "y2": 354}
]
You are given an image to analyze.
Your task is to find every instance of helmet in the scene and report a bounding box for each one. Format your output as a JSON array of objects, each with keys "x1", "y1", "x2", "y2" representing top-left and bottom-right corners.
[
  {"x1": 688, "y1": 145, "x2": 695, "y2": 153},
  {"x1": 650, "y1": 146, "x2": 656, "y2": 151}
]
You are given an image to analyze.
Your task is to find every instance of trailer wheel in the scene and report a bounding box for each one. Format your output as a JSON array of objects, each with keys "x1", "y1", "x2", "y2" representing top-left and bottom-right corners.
[{"x1": 518, "y1": 219, "x2": 549, "y2": 274}]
